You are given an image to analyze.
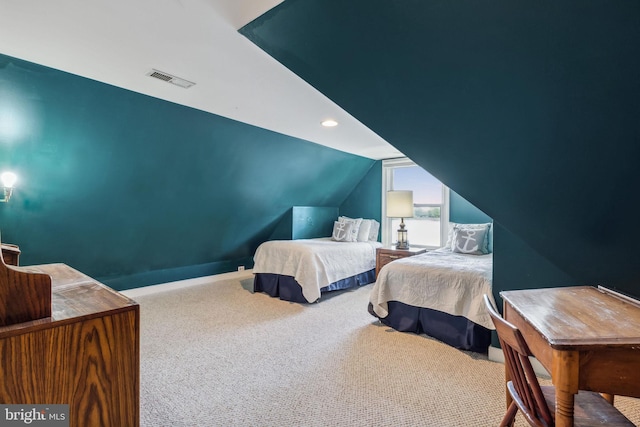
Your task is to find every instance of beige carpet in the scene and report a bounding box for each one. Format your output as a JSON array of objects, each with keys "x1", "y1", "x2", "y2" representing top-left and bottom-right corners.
[{"x1": 132, "y1": 275, "x2": 640, "y2": 426}]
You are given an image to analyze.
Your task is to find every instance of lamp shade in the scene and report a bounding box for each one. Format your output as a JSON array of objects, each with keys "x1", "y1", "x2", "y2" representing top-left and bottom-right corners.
[{"x1": 386, "y1": 190, "x2": 414, "y2": 218}]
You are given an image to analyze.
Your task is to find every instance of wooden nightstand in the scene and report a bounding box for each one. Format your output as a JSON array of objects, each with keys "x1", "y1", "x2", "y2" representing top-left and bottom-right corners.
[
  {"x1": 1, "y1": 244, "x2": 20, "y2": 266},
  {"x1": 376, "y1": 246, "x2": 427, "y2": 277}
]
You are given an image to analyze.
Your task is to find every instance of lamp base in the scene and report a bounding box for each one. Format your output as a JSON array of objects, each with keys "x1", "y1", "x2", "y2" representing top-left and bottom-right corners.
[{"x1": 396, "y1": 219, "x2": 409, "y2": 249}]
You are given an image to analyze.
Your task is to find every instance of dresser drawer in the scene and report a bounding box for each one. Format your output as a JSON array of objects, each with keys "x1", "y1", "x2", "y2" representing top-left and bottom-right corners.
[
  {"x1": 377, "y1": 252, "x2": 405, "y2": 269},
  {"x1": 375, "y1": 247, "x2": 427, "y2": 277}
]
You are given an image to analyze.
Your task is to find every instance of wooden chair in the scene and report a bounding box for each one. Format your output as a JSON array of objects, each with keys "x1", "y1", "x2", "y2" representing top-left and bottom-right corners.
[
  {"x1": 0, "y1": 237, "x2": 52, "y2": 326},
  {"x1": 483, "y1": 294, "x2": 634, "y2": 427}
]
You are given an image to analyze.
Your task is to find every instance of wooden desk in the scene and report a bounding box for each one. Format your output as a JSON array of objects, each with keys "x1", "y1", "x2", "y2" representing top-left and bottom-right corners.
[
  {"x1": 0, "y1": 263, "x2": 139, "y2": 427},
  {"x1": 501, "y1": 286, "x2": 640, "y2": 427}
]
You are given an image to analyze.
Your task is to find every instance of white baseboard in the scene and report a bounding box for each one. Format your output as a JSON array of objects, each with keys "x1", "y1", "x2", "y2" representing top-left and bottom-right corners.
[
  {"x1": 121, "y1": 269, "x2": 254, "y2": 299},
  {"x1": 488, "y1": 345, "x2": 550, "y2": 378}
]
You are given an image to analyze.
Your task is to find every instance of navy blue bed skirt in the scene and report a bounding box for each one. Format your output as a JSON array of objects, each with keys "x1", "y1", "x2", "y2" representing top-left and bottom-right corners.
[
  {"x1": 368, "y1": 301, "x2": 491, "y2": 353},
  {"x1": 253, "y1": 269, "x2": 376, "y2": 303}
]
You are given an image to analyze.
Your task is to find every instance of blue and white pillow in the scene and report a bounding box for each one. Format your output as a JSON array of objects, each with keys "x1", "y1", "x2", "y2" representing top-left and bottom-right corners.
[
  {"x1": 332, "y1": 221, "x2": 354, "y2": 242},
  {"x1": 451, "y1": 225, "x2": 489, "y2": 255},
  {"x1": 446, "y1": 222, "x2": 492, "y2": 254}
]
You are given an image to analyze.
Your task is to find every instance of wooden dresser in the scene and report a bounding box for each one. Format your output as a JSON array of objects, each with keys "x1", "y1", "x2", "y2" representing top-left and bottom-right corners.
[
  {"x1": 0, "y1": 262, "x2": 140, "y2": 427},
  {"x1": 376, "y1": 246, "x2": 427, "y2": 277}
]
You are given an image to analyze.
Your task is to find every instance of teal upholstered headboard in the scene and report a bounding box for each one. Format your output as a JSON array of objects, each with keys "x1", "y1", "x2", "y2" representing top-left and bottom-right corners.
[
  {"x1": 292, "y1": 206, "x2": 338, "y2": 239},
  {"x1": 268, "y1": 207, "x2": 339, "y2": 240}
]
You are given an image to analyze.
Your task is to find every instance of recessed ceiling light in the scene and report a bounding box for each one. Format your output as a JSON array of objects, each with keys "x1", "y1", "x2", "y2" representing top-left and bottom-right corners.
[{"x1": 321, "y1": 119, "x2": 338, "y2": 127}]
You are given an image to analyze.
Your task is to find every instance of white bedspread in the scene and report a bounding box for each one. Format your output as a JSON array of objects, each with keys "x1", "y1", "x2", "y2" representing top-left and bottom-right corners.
[
  {"x1": 369, "y1": 248, "x2": 495, "y2": 330},
  {"x1": 253, "y1": 238, "x2": 382, "y2": 303}
]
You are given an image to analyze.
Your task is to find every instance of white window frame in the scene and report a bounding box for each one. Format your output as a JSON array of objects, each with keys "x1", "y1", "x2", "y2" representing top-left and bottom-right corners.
[{"x1": 382, "y1": 158, "x2": 450, "y2": 249}]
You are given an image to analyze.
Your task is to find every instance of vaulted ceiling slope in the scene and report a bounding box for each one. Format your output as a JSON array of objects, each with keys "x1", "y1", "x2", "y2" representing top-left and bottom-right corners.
[
  {"x1": 241, "y1": 0, "x2": 640, "y2": 295},
  {"x1": 0, "y1": 0, "x2": 401, "y2": 160}
]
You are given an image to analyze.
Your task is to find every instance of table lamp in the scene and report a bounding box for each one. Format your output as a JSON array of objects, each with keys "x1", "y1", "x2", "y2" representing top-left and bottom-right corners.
[{"x1": 386, "y1": 190, "x2": 414, "y2": 249}]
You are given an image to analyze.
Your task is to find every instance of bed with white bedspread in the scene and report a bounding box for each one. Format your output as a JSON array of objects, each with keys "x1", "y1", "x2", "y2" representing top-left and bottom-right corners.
[
  {"x1": 369, "y1": 226, "x2": 496, "y2": 352},
  {"x1": 253, "y1": 238, "x2": 381, "y2": 303}
]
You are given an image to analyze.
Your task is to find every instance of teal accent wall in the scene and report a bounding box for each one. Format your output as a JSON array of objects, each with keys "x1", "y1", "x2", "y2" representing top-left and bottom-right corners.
[
  {"x1": 339, "y1": 160, "x2": 382, "y2": 227},
  {"x1": 449, "y1": 191, "x2": 491, "y2": 225},
  {"x1": 268, "y1": 206, "x2": 339, "y2": 240},
  {"x1": 291, "y1": 207, "x2": 338, "y2": 240},
  {"x1": 0, "y1": 54, "x2": 376, "y2": 290},
  {"x1": 241, "y1": 0, "x2": 640, "y2": 300}
]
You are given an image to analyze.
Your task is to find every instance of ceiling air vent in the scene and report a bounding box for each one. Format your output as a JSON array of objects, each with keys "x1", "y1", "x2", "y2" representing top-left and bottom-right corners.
[{"x1": 147, "y1": 69, "x2": 195, "y2": 89}]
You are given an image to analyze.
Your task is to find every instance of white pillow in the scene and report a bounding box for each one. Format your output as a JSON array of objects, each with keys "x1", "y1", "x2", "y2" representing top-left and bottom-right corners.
[
  {"x1": 338, "y1": 216, "x2": 362, "y2": 242},
  {"x1": 357, "y1": 219, "x2": 372, "y2": 242},
  {"x1": 445, "y1": 222, "x2": 457, "y2": 248},
  {"x1": 368, "y1": 220, "x2": 380, "y2": 241},
  {"x1": 331, "y1": 221, "x2": 353, "y2": 242}
]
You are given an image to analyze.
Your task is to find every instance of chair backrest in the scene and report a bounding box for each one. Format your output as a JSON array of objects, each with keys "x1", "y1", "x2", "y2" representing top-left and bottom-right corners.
[
  {"x1": 483, "y1": 294, "x2": 554, "y2": 427},
  {"x1": 0, "y1": 242, "x2": 52, "y2": 326}
]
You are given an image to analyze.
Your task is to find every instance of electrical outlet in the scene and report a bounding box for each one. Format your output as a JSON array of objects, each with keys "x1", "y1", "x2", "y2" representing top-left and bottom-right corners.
[{"x1": 237, "y1": 266, "x2": 245, "y2": 271}]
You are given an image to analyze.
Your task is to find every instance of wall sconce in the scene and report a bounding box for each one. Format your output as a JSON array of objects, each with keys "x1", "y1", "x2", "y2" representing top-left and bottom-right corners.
[
  {"x1": 1, "y1": 171, "x2": 17, "y2": 203},
  {"x1": 386, "y1": 190, "x2": 414, "y2": 249}
]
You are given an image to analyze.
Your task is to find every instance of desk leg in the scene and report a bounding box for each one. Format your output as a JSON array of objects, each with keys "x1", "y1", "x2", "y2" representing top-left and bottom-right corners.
[{"x1": 552, "y1": 349, "x2": 579, "y2": 427}]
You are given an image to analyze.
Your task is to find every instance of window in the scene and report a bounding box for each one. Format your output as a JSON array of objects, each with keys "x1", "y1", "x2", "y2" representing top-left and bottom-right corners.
[{"x1": 382, "y1": 158, "x2": 449, "y2": 249}]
